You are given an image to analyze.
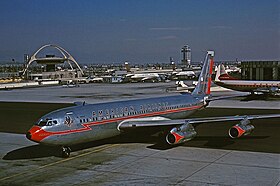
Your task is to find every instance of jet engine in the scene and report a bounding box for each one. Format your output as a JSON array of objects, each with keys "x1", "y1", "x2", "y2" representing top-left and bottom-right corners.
[
  {"x1": 166, "y1": 123, "x2": 197, "y2": 145},
  {"x1": 228, "y1": 118, "x2": 254, "y2": 138}
]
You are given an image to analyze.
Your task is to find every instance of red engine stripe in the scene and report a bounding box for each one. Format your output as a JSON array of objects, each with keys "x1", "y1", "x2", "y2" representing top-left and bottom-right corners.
[
  {"x1": 234, "y1": 126, "x2": 245, "y2": 138},
  {"x1": 171, "y1": 132, "x2": 184, "y2": 144}
]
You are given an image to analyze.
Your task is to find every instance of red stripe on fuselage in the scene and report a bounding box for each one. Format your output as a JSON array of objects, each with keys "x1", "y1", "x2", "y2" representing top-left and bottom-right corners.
[
  {"x1": 29, "y1": 104, "x2": 204, "y2": 142},
  {"x1": 218, "y1": 81, "x2": 280, "y2": 90},
  {"x1": 219, "y1": 74, "x2": 238, "y2": 80}
]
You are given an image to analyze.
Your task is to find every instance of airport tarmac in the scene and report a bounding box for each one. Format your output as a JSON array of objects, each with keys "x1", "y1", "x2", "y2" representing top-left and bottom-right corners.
[
  {"x1": 0, "y1": 82, "x2": 279, "y2": 185},
  {"x1": 0, "y1": 82, "x2": 177, "y2": 104},
  {"x1": 0, "y1": 81, "x2": 279, "y2": 109},
  {"x1": 0, "y1": 132, "x2": 279, "y2": 185}
]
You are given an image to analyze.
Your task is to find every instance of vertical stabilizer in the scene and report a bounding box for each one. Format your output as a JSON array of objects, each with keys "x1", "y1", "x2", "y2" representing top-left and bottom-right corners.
[
  {"x1": 215, "y1": 64, "x2": 238, "y2": 81},
  {"x1": 192, "y1": 51, "x2": 214, "y2": 96},
  {"x1": 214, "y1": 64, "x2": 222, "y2": 82}
]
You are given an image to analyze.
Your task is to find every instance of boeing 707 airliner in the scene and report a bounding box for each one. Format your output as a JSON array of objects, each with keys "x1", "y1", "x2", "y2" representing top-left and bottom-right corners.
[
  {"x1": 214, "y1": 64, "x2": 280, "y2": 95},
  {"x1": 26, "y1": 51, "x2": 280, "y2": 157}
]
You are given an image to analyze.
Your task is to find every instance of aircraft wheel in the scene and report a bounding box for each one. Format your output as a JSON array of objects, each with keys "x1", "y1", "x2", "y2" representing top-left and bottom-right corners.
[{"x1": 61, "y1": 146, "x2": 71, "y2": 158}]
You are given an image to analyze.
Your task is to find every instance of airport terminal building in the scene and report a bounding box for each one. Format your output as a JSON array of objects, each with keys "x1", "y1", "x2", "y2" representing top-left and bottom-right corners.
[{"x1": 241, "y1": 61, "x2": 280, "y2": 80}]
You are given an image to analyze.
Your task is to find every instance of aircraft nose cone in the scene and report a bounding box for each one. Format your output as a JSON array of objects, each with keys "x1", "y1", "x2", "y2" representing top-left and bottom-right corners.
[{"x1": 26, "y1": 132, "x2": 32, "y2": 140}]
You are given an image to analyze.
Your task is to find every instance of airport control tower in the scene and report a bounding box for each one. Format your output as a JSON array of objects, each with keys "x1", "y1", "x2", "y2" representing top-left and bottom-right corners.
[{"x1": 181, "y1": 45, "x2": 191, "y2": 66}]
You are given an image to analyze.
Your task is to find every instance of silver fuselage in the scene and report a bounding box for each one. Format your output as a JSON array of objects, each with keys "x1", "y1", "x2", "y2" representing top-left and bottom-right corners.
[
  {"x1": 28, "y1": 93, "x2": 205, "y2": 146},
  {"x1": 215, "y1": 80, "x2": 280, "y2": 92}
]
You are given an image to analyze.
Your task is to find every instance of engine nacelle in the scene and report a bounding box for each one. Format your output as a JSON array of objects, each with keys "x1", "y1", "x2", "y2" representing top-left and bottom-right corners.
[
  {"x1": 228, "y1": 118, "x2": 255, "y2": 138},
  {"x1": 166, "y1": 123, "x2": 197, "y2": 145}
]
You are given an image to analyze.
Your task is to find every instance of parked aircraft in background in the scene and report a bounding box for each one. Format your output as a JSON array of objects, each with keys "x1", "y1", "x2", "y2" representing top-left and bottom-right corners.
[
  {"x1": 124, "y1": 61, "x2": 196, "y2": 82},
  {"x1": 166, "y1": 81, "x2": 196, "y2": 93},
  {"x1": 214, "y1": 65, "x2": 241, "y2": 74},
  {"x1": 126, "y1": 73, "x2": 160, "y2": 82},
  {"x1": 175, "y1": 81, "x2": 195, "y2": 92},
  {"x1": 172, "y1": 70, "x2": 196, "y2": 80},
  {"x1": 26, "y1": 51, "x2": 280, "y2": 157},
  {"x1": 124, "y1": 62, "x2": 161, "y2": 82},
  {"x1": 215, "y1": 64, "x2": 280, "y2": 95}
]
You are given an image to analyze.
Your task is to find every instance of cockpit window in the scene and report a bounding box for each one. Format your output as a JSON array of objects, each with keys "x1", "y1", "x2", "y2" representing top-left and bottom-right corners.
[
  {"x1": 37, "y1": 120, "x2": 48, "y2": 126},
  {"x1": 46, "y1": 121, "x2": 52, "y2": 126},
  {"x1": 37, "y1": 119, "x2": 58, "y2": 126}
]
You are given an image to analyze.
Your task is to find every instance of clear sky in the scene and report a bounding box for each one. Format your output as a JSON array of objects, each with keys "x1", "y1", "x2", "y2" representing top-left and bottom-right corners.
[{"x1": 0, "y1": 0, "x2": 279, "y2": 64}]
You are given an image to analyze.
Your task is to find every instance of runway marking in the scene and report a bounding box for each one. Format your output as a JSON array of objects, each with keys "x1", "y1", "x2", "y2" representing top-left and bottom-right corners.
[{"x1": 0, "y1": 144, "x2": 119, "y2": 182}]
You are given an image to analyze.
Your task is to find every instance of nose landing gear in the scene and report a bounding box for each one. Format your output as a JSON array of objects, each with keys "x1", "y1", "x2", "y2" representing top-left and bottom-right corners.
[{"x1": 61, "y1": 146, "x2": 71, "y2": 158}]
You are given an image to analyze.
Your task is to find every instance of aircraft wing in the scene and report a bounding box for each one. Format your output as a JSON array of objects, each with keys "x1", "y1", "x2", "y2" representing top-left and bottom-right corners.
[{"x1": 118, "y1": 114, "x2": 280, "y2": 130}]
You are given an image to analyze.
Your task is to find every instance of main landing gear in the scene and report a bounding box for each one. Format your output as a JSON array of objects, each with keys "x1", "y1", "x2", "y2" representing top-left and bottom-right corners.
[{"x1": 61, "y1": 146, "x2": 71, "y2": 158}]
